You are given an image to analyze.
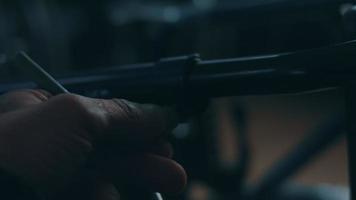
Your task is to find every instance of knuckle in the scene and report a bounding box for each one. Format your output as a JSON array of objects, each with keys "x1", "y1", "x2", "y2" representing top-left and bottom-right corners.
[
  {"x1": 0, "y1": 89, "x2": 52, "y2": 113},
  {"x1": 24, "y1": 89, "x2": 52, "y2": 102},
  {"x1": 55, "y1": 94, "x2": 94, "y2": 121},
  {"x1": 113, "y1": 99, "x2": 142, "y2": 122},
  {"x1": 112, "y1": 99, "x2": 171, "y2": 136},
  {"x1": 3, "y1": 89, "x2": 49, "y2": 101},
  {"x1": 56, "y1": 94, "x2": 85, "y2": 111},
  {"x1": 53, "y1": 94, "x2": 105, "y2": 134}
]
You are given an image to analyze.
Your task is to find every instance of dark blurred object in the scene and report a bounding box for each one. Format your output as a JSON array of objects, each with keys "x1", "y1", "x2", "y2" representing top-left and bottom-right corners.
[
  {"x1": 0, "y1": 0, "x2": 354, "y2": 77},
  {"x1": 249, "y1": 183, "x2": 348, "y2": 200},
  {"x1": 247, "y1": 117, "x2": 344, "y2": 199}
]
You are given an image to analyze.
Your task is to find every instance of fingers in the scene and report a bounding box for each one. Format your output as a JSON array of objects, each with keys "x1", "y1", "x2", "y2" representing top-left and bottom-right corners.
[
  {"x1": 43, "y1": 94, "x2": 178, "y2": 142},
  {"x1": 41, "y1": 94, "x2": 183, "y2": 194},
  {"x1": 122, "y1": 154, "x2": 186, "y2": 194},
  {"x1": 0, "y1": 91, "x2": 178, "y2": 143},
  {"x1": 91, "y1": 182, "x2": 120, "y2": 200},
  {"x1": 149, "y1": 140, "x2": 174, "y2": 158},
  {"x1": 0, "y1": 89, "x2": 52, "y2": 114},
  {"x1": 0, "y1": 90, "x2": 178, "y2": 142},
  {"x1": 53, "y1": 172, "x2": 120, "y2": 200},
  {"x1": 94, "y1": 139, "x2": 174, "y2": 159},
  {"x1": 103, "y1": 99, "x2": 178, "y2": 142},
  {"x1": 97, "y1": 153, "x2": 187, "y2": 194}
]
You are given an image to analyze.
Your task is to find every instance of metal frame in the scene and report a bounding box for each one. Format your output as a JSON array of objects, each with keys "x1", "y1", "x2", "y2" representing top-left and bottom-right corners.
[{"x1": 1, "y1": 40, "x2": 356, "y2": 199}]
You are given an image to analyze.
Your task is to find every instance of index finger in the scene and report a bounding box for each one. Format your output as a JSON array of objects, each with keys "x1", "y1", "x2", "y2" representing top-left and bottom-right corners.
[
  {"x1": 44, "y1": 94, "x2": 178, "y2": 143},
  {"x1": 0, "y1": 89, "x2": 52, "y2": 114},
  {"x1": 107, "y1": 99, "x2": 178, "y2": 142}
]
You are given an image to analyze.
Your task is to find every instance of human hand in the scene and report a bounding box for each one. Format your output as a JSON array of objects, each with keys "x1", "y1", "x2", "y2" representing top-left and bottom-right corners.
[{"x1": 0, "y1": 90, "x2": 186, "y2": 199}]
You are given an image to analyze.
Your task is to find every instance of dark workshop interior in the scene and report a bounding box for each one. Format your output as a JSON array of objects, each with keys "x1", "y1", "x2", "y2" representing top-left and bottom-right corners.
[{"x1": 0, "y1": 0, "x2": 355, "y2": 200}]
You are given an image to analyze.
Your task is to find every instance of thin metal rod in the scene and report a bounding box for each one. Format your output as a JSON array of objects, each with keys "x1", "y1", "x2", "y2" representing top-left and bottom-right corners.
[{"x1": 13, "y1": 51, "x2": 69, "y2": 94}]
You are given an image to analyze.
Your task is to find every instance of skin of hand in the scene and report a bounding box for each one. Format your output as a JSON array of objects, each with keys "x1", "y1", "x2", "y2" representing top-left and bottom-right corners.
[{"x1": 0, "y1": 89, "x2": 187, "y2": 200}]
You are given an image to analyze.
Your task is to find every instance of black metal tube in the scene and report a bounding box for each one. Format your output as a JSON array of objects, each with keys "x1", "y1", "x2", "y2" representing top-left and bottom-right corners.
[
  {"x1": 1, "y1": 40, "x2": 356, "y2": 104},
  {"x1": 190, "y1": 40, "x2": 356, "y2": 98}
]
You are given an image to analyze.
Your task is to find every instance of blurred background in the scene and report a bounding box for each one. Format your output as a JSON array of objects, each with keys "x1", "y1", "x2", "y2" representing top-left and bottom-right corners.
[{"x1": 0, "y1": 0, "x2": 355, "y2": 199}]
